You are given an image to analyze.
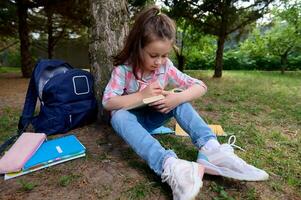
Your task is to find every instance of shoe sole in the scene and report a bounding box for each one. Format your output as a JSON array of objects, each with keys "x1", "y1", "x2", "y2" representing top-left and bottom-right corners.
[{"x1": 197, "y1": 158, "x2": 269, "y2": 181}]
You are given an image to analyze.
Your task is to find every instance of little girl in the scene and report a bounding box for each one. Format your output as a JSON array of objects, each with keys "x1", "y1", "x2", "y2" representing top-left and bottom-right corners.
[{"x1": 102, "y1": 5, "x2": 268, "y2": 200}]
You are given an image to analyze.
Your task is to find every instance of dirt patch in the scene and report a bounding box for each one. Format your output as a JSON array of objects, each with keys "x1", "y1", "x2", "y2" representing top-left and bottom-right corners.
[
  {"x1": 0, "y1": 73, "x2": 28, "y2": 111},
  {"x1": 0, "y1": 123, "x2": 168, "y2": 200},
  {"x1": 0, "y1": 73, "x2": 171, "y2": 200}
]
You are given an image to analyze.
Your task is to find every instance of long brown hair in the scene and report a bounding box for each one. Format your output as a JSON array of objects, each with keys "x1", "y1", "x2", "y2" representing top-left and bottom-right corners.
[{"x1": 113, "y1": 5, "x2": 176, "y2": 79}]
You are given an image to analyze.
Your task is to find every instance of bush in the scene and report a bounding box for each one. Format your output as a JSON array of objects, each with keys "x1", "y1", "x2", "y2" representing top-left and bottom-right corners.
[
  {"x1": 253, "y1": 56, "x2": 280, "y2": 71},
  {"x1": 0, "y1": 49, "x2": 21, "y2": 67},
  {"x1": 186, "y1": 58, "x2": 214, "y2": 70},
  {"x1": 288, "y1": 55, "x2": 301, "y2": 70},
  {"x1": 182, "y1": 50, "x2": 301, "y2": 71}
]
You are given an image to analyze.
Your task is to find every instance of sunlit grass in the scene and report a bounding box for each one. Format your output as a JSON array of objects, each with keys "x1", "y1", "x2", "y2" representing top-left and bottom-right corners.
[
  {"x1": 0, "y1": 107, "x2": 19, "y2": 142},
  {"x1": 0, "y1": 70, "x2": 300, "y2": 199},
  {"x1": 0, "y1": 66, "x2": 21, "y2": 73},
  {"x1": 186, "y1": 70, "x2": 301, "y2": 196}
]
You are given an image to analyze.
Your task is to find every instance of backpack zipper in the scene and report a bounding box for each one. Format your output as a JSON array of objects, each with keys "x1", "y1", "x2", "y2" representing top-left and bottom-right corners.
[{"x1": 69, "y1": 114, "x2": 72, "y2": 125}]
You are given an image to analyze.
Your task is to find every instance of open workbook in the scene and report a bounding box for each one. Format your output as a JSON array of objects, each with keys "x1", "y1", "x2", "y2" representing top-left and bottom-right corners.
[{"x1": 125, "y1": 88, "x2": 183, "y2": 110}]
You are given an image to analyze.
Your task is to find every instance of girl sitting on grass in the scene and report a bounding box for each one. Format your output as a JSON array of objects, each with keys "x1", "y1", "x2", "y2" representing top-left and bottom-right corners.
[{"x1": 102, "y1": 5, "x2": 268, "y2": 200}]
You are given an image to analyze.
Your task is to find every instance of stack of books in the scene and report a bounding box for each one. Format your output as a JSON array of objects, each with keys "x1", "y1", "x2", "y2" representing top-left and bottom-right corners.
[{"x1": 5, "y1": 135, "x2": 85, "y2": 180}]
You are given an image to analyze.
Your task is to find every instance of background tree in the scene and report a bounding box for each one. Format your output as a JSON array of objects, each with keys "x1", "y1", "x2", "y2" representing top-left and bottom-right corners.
[
  {"x1": 266, "y1": 20, "x2": 301, "y2": 73},
  {"x1": 0, "y1": 1, "x2": 19, "y2": 63},
  {"x1": 16, "y1": 0, "x2": 36, "y2": 77},
  {"x1": 30, "y1": 0, "x2": 90, "y2": 59},
  {"x1": 266, "y1": 1, "x2": 301, "y2": 73},
  {"x1": 0, "y1": 1, "x2": 18, "y2": 39},
  {"x1": 173, "y1": 19, "x2": 188, "y2": 71},
  {"x1": 239, "y1": 1, "x2": 301, "y2": 73},
  {"x1": 89, "y1": 0, "x2": 129, "y2": 121},
  {"x1": 164, "y1": 0, "x2": 273, "y2": 77},
  {"x1": 128, "y1": 0, "x2": 155, "y2": 16},
  {"x1": 1, "y1": 0, "x2": 90, "y2": 77},
  {"x1": 173, "y1": 19, "x2": 216, "y2": 71}
]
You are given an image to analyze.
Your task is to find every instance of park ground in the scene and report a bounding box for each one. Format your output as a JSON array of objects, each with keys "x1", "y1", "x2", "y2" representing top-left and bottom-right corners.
[{"x1": 0, "y1": 69, "x2": 300, "y2": 200}]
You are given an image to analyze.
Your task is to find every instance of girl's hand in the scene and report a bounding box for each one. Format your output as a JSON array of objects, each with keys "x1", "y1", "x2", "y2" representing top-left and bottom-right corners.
[
  {"x1": 150, "y1": 92, "x2": 182, "y2": 114},
  {"x1": 140, "y1": 81, "x2": 163, "y2": 98}
]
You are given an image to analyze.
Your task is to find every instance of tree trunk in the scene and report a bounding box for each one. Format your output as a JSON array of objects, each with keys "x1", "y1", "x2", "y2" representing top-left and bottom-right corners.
[
  {"x1": 173, "y1": 46, "x2": 185, "y2": 72},
  {"x1": 46, "y1": 8, "x2": 54, "y2": 59},
  {"x1": 174, "y1": 28, "x2": 186, "y2": 72},
  {"x1": 177, "y1": 55, "x2": 185, "y2": 72},
  {"x1": 213, "y1": 9, "x2": 228, "y2": 78},
  {"x1": 280, "y1": 54, "x2": 287, "y2": 74},
  {"x1": 89, "y1": 0, "x2": 129, "y2": 122},
  {"x1": 213, "y1": 35, "x2": 226, "y2": 78},
  {"x1": 17, "y1": 0, "x2": 33, "y2": 78}
]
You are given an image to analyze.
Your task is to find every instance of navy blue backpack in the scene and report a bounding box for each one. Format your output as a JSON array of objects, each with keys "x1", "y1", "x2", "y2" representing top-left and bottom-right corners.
[{"x1": 18, "y1": 59, "x2": 97, "y2": 135}]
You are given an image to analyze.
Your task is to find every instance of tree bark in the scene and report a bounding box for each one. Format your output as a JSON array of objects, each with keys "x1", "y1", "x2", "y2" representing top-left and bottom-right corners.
[
  {"x1": 173, "y1": 46, "x2": 185, "y2": 72},
  {"x1": 46, "y1": 8, "x2": 54, "y2": 59},
  {"x1": 17, "y1": 0, "x2": 33, "y2": 78},
  {"x1": 213, "y1": 35, "x2": 226, "y2": 78},
  {"x1": 89, "y1": 0, "x2": 129, "y2": 122},
  {"x1": 280, "y1": 53, "x2": 288, "y2": 74},
  {"x1": 213, "y1": 9, "x2": 227, "y2": 78}
]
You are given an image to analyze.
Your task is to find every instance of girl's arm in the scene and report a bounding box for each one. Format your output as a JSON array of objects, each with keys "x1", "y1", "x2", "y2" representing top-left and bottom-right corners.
[
  {"x1": 103, "y1": 92, "x2": 144, "y2": 111},
  {"x1": 173, "y1": 83, "x2": 206, "y2": 103},
  {"x1": 150, "y1": 84, "x2": 206, "y2": 114},
  {"x1": 104, "y1": 81, "x2": 163, "y2": 111}
]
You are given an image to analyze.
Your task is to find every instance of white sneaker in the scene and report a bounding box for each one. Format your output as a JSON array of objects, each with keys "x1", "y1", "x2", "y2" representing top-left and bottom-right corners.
[
  {"x1": 197, "y1": 144, "x2": 269, "y2": 181},
  {"x1": 161, "y1": 158, "x2": 203, "y2": 200}
]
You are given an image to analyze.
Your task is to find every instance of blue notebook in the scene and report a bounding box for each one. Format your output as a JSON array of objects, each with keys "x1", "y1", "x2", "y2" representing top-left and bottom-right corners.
[
  {"x1": 23, "y1": 135, "x2": 86, "y2": 170},
  {"x1": 150, "y1": 126, "x2": 174, "y2": 135}
]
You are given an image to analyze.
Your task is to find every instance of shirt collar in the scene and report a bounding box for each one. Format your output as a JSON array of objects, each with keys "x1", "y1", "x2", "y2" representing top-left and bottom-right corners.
[{"x1": 140, "y1": 65, "x2": 165, "y2": 82}]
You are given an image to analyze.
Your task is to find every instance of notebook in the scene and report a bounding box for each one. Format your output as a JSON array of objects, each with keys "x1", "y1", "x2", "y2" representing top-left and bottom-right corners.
[
  {"x1": 23, "y1": 134, "x2": 86, "y2": 170},
  {"x1": 175, "y1": 122, "x2": 227, "y2": 136},
  {"x1": 125, "y1": 88, "x2": 183, "y2": 110},
  {"x1": 4, "y1": 153, "x2": 85, "y2": 180},
  {"x1": 4, "y1": 135, "x2": 86, "y2": 180},
  {"x1": 149, "y1": 126, "x2": 175, "y2": 135}
]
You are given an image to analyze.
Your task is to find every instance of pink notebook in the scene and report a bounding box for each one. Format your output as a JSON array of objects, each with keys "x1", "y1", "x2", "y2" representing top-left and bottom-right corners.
[{"x1": 0, "y1": 132, "x2": 46, "y2": 173}]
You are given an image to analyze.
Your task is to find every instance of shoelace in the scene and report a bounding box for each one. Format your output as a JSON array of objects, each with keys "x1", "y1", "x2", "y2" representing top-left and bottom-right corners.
[
  {"x1": 227, "y1": 135, "x2": 246, "y2": 151},
  {"x1": 161, "y1": 167, "x2": 179, "y2": 190}
]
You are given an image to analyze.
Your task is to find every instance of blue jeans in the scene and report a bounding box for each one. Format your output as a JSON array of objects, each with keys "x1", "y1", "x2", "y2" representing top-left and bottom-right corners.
[{"x1": 110, "y1": 102, "x2": 216, "y2": 175}]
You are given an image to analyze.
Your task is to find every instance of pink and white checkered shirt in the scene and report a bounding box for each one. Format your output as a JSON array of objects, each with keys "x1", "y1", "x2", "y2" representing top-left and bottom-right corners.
[{"x1": 102, "y1": 58, "x2": 207, "y2": 106}]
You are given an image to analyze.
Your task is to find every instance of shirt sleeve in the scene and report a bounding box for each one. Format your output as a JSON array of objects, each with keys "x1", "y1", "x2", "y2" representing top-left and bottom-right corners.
[
  {"x1": 102, "y1": 66, "x2": 126, "y2": 106},
  {"x1": 166, "y1": 60, "x2": 207, "y2": 91}
]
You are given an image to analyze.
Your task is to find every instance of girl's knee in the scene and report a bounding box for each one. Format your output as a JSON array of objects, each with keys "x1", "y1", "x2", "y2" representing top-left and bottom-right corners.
[
  {"x1": 173, "y1": 102, "x2": 196, "y2": 116},
  {"x1": 110, "y1": 109, "x2": 131, "y2": 124},
  {"x1": 176, "y1": 102, "x2": 192, "y2": 109}
]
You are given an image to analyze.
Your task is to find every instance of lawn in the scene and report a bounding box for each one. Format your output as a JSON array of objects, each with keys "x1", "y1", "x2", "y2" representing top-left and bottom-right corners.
[
  {"x1": 0, "y1": 69, "x2": 300, "y2": 199},
  {"x1": 0, "y1": 66, "x2": 21, "y2": 73},
  {"x1": 166, "y1": 70, "x2": 300, "y2": 198},
  {"x1": 158, "y1": 70, "x2": 301, "y2": 199}
]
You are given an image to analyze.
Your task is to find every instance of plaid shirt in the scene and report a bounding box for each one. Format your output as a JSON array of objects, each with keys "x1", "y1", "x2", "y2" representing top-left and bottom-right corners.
[{"x1": 102, "y1": 58, "x2": 207, "y2": 106}]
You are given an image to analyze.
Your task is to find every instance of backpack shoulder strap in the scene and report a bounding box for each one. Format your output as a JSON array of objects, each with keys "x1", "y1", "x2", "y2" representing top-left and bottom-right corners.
[
  {"x1": 0, "y1": 128, "x2": 24, "y2": 155},
  {"x1": 18, "y1": 74, "x2": 38, "y2": 131}
]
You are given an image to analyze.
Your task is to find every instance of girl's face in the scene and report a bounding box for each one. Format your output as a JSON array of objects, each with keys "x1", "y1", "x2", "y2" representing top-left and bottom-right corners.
[{"x1": 142, "y1": 39, "x2": 172, "y2": 73}]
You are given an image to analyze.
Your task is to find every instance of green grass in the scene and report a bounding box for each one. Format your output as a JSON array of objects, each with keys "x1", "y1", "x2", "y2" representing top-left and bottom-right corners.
[
  {"x1": 124, "y1": 181, "x2": 161, "y2": 200},
  {"x1": 0, "y1": 70, "x2": 300, "y2": 199},
  {"x1": 58, "y1": 174, "x2": 81, "y2": 187},
  {"x1": 18, "y1": 179, "x2": 37, "y2": 191},
  {"x1": 186, "y1": 70, "x2": 301, "y2": 197},
  {"x1": 210, "y1": 182, "x2": 235, "y2": 200},
  {"x1": 0, "y1": 107, "x2": 20, "y2": 142},
  {"x1": 0, "y1": 66, "x2": 21, "y2": 73}
]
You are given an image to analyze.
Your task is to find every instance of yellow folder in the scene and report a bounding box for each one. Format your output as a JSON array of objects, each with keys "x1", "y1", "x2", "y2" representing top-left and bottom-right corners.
[{"x1": 175, "y1": 123, "x2": 226, "y2": 136}]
